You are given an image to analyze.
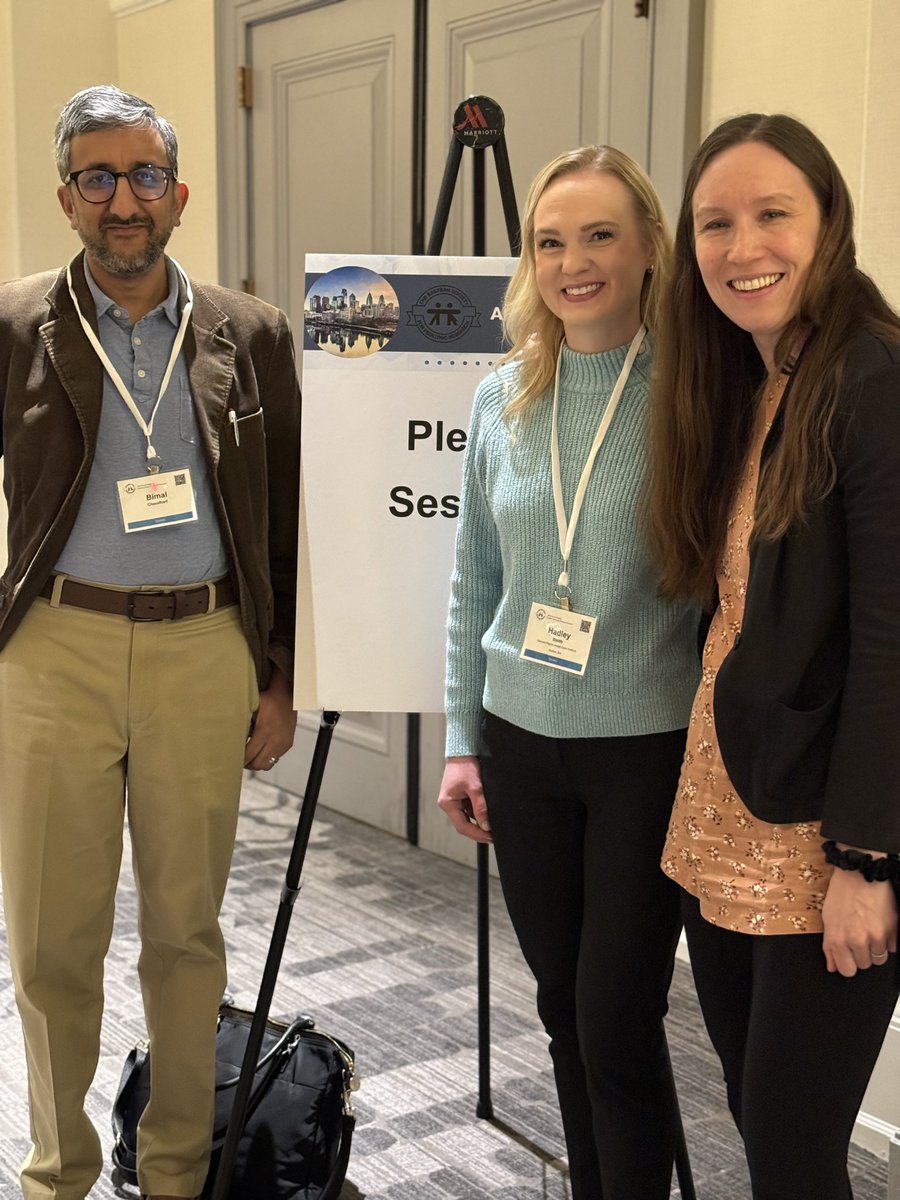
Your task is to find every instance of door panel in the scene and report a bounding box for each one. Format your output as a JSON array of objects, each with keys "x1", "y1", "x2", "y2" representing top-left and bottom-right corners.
[
  {"x1": 270, "y1": 710, "x2": 406, "y2": 836},
  {"x1": 251, "y1": 1, "x2": 412, "y2": 308},
  {"x1": 425, "y1": 0, "x2": 650, "y2": 256},
  {"x1": 250, "y1": 0, "x2": 413, "y2": 828}
]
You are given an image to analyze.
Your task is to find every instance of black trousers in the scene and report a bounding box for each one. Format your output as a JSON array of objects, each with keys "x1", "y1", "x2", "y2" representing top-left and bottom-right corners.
[
  {"x1": 479, "y1": 712, "x2": 687, "y2": 1200},
  {"x1": 682, "y1": 891, "x2": 900, "y2": 1200}
]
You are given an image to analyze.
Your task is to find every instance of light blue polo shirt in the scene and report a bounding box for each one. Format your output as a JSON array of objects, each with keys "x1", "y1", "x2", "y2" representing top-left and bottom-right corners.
[{"x1": 55, "y1": 260, "x2": 228, "y2": 585}]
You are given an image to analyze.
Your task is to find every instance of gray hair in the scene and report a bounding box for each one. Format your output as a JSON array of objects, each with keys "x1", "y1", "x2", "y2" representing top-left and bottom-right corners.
[{"x1": 54, "y1": 85, "x2": 179, "y2": 180}]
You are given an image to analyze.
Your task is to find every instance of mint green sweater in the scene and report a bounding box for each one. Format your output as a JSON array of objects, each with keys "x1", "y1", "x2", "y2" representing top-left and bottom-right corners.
[{"x1": 445, "y1": 339, "x2": 699, "y2": 757}]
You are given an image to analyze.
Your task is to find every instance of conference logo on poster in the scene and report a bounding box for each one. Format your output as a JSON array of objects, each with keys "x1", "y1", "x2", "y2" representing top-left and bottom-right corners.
[{"x1": 406, "y1": 284, "x2": 481, "y2": 344}]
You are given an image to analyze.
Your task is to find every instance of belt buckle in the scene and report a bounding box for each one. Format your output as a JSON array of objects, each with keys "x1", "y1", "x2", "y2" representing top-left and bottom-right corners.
[{"x1": 127, "y1": 590, "x2": 172, "y2": 622}]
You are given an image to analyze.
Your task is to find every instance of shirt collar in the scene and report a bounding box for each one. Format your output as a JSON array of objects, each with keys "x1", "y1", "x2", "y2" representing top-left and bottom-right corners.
[{"x1": 83, "y1": 257, "x2": 181, "y2": 327}]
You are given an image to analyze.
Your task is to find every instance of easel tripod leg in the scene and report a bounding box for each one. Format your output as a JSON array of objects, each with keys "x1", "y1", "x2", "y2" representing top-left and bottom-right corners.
[
  {"x1": 476, "y1": 840, "x2": 493, "y2": 1118},
  {"x1": 209, "y1": 710, "x2": 341, "y2": 1200}
]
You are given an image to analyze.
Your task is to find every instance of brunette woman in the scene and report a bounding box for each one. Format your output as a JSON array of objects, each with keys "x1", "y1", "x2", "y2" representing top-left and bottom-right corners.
[
  {"x1": 648, "y1": 113, "x2": 900, "y2": 1199},
  {"x1": 438, "y1": 146, "x2": 700, "y2": 1199}
]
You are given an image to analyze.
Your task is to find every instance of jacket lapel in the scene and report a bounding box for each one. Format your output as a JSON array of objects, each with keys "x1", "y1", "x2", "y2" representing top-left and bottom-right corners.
[
  {"x1": 183, "y1": 285, "x2": 235, "y2": 469},
  {"x1": 38, "y1": 258, "x2": 240, "y2": 470},
  {"x1": 38, "y1": 255, "x2": 104, "y2": 446}
]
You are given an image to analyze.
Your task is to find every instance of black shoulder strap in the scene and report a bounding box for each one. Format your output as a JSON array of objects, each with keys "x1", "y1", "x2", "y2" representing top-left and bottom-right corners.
[{"x1": 319, "y1": 1112, "x2": 355, "y2": 1200}]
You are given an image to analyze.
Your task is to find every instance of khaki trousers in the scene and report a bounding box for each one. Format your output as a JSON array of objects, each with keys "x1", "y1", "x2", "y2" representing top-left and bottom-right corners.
[{"x1": 0, "y1": 595, "x2": 259, "y2": 1200}]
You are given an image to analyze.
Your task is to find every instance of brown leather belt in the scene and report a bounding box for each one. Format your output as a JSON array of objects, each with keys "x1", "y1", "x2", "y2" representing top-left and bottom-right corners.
[{"x1": 39, "y1": 576, "x2": 237, "y2": 622}]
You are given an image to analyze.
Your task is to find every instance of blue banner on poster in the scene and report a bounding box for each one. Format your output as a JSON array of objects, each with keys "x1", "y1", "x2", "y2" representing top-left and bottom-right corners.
[{"x1": 303, "y1": 266, "x2": 509, "y2": 356}]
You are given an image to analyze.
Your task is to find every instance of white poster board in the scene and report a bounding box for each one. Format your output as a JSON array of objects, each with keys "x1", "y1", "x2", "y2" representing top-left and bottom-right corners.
[{"x1": 296, "y1": 253, "x2": 517, "y2": 712}]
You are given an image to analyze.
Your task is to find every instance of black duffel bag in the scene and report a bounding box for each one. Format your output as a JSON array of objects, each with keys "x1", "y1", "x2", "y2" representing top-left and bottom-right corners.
[{"x1": 111, "y1": 1002, "x2": 356, "y2": 1199}]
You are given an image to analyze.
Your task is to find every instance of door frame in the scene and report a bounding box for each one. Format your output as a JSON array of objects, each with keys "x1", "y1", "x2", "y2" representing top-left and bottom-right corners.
[{"x1": 215, "y1": 0, "x2": 706, "y2": 287}]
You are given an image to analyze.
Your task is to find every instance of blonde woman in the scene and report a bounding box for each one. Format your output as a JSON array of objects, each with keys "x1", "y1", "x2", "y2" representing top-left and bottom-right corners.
[{"x1": 438, "y1": 146, "x2": 699, "y2": 1199}]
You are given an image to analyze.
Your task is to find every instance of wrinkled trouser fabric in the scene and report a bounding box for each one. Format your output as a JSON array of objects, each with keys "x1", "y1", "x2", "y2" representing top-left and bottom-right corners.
[
  {"x1": 480, "y1": 712, "x2": 687, "y2": 1200},
  {"x1": 0, "y1": 596, "x2": 258, "y2": 1200},
  {"x1": 682, "y1": 891, "x2": 900, "y2": 1200}
]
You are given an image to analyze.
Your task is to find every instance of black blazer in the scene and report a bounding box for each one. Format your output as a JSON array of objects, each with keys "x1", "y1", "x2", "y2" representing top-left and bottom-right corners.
[{"x1": 714, "y1": 330, "x2": 900, "y2": 854}]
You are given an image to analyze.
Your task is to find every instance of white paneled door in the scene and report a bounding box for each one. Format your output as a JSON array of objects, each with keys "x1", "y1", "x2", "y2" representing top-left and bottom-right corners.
[{"x1": 249, "y1": 0, "x2": 415, "y2": 833}]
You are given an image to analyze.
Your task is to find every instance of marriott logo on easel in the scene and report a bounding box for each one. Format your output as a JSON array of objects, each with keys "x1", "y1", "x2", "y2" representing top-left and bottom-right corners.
[
  {"x1": 456, "y1": 103, "x2": 489, "y2": 132},
  {"x1": 452, "y1": 95, "x2": 504, "y2": 148}
]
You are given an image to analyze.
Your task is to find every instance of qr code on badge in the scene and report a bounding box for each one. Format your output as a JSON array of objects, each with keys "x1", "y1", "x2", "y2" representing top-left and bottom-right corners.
[
  {"x1": 580, "y1": 620, "x2": 592, "y2": 633},
  {"x1": 174, "y1": 473, "x2": 186, "y2": 485}
]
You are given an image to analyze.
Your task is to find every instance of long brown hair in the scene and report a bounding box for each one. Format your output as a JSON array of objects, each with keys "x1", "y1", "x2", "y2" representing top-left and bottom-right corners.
[
  {"x1": 501, "y1": 145, "x2": 671, "y2": 420},
  {"x1": 646, "y1": 113, "x2": 900, "y2": 604}
]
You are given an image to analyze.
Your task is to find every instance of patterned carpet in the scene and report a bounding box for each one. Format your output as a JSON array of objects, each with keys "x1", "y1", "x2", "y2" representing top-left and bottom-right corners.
[{"x1": 0, "y1": 775, "x2": 889, "y2": 1199}]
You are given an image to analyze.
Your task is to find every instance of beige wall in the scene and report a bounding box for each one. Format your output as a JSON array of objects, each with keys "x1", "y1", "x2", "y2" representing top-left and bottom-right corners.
[
  {"x1": 115, "y1": 0, "x2": 218, "y2": 281},
  {"x1": 703, "y1": 0, "x2": 900, "y2": 307},
  {"x1": 0, "y1": 0, "x2": 217, "y2": 283},
  {"x1": 0, "y1": 0, "x2": 117, "y2": 279},
  {"x1": 0, "y1": 0, "x2": 19, "y2": 281}
]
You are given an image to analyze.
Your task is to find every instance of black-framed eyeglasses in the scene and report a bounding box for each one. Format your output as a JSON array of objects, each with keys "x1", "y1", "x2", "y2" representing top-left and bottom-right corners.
[{"x1": 66, "y1": 164, "x2": 176, "y2": 204}]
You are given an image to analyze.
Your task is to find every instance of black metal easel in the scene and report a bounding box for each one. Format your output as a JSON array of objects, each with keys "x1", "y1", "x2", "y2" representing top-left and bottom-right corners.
[
  {"x1": 425, "y1": 95, "x2": 520, "y2": 1136},
  {"x1": 427, "y1": 95, "x2": 697, "y2": 1200}
]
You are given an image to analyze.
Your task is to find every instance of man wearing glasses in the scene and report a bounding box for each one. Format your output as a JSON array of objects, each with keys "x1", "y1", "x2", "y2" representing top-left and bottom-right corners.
[{"x1": 0, "y1": 86, "x2": 301, "y2": 1200}]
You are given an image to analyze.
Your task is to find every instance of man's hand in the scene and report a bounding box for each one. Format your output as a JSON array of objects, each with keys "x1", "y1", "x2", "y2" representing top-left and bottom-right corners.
[
  {"x1": 438, "y1": 756, "x2": 492, "y2": 843},
  {"x1": 822, "y1": 864, "x2": 898, "y2": 977},
  {"x1": 244, "y1": 665, "x2": 297, "y2": 771}
]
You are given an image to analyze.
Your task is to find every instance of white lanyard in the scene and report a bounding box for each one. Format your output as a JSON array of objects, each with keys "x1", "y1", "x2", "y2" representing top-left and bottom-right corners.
[
  {"x1": 66, "y1": 256, "x2": 194, "y2": 473},
  {"x1": 550, "y1": 324, "x2": 645, "y2": 606}
]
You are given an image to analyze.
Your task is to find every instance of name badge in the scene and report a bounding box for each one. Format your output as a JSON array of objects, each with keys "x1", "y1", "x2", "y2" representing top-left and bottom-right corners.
[
  {"x1": 519, "y1": 600, "x2": 597, "y2": 676},
  {"x1": 116, "y1": 468, "x2": 199, "y2": 533}
]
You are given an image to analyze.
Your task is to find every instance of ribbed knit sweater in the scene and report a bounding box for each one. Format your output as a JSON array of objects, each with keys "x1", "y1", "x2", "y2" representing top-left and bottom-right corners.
[{"x1": 445, "y1": 339, "x2": 700, "y2": 757}]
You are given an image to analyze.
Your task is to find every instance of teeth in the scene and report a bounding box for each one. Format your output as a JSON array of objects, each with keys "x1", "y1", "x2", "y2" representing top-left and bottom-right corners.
[
  {"x1": 731, "y1": 274, "x2": 782, "y2": 292},
  {"x1": 565, "y1": 283, "x2": 602, "y2": 296}
]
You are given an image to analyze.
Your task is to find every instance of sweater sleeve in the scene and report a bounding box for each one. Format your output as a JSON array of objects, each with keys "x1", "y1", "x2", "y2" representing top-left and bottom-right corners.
[{"x1": 444, "y1": 374, "x2": 505, "y2": 756}]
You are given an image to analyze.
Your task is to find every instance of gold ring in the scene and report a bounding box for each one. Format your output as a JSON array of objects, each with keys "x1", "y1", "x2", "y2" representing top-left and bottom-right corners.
[{"x1": 871, "y1": 951, "x2": 889, "y2": 962}]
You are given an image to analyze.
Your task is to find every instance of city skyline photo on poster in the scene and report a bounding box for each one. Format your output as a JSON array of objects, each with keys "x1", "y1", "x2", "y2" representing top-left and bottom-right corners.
[{"x1": 304, "y1": 265, "x2": 400, "y2": 357}]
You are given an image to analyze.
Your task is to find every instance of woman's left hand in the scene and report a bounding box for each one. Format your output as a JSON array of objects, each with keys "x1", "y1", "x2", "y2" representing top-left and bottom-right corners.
[{"x1": 822, "y1": 868, "x2": 898, "y2": 977}]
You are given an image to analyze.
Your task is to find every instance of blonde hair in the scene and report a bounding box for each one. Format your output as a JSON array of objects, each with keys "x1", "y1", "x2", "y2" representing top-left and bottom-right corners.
[{"x1": 500, "y1": 145, "x2": 671, "y2": 421}]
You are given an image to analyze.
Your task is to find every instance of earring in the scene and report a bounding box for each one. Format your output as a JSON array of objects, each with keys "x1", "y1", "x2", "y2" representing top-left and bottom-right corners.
[{"x1": 646, "y1": 264, "x2": 654, "y2": 275}]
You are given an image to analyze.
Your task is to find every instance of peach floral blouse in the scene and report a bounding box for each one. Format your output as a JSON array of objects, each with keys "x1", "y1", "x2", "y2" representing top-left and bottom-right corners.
[{"x1": 662, "y1": 381, "x2": 833, "y2": 934}]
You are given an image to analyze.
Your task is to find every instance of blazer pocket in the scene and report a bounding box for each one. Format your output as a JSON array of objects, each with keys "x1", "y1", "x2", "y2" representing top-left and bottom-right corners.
[{"x1": 763, "y1": 691, "x2": 842, "y2": 810}]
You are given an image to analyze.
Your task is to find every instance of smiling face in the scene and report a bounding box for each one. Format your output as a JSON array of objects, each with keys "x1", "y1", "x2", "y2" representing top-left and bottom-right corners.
[
  {"x1": 532, "y1": 168, "x2": 653, "y2": 354},
  {"x1": 57, "y1": 125, "x2": 188, "y2": 291},
  {"x1": 691, "y1": 140, "x2": 822, "y2": 371}
]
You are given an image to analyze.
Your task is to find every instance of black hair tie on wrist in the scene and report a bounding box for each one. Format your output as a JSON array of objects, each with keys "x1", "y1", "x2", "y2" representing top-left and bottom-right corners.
[{"x1": 822, "y1": 840, "x2": 900, "y2": 884}]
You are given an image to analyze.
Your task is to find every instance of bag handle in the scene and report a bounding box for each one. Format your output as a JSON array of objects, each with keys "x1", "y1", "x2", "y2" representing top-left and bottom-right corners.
[
  {"x1": 210, "y1": 1017, "x2": 312, "y2": 1144},
  {"x1": 213, "y1": 1016, "x2": 310, "y2": 1090}
]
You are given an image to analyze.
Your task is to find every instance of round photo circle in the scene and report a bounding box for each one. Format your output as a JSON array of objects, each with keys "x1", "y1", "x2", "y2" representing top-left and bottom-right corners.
[{"x1": 304, "y1": 266, "x2": 399, "y2": 358}]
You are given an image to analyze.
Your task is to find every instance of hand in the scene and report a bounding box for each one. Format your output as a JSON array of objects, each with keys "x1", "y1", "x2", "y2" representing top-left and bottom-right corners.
[
  {"x1": 438, "y1": 756, "x2": 492, "y2": 843},
  {"x1": 244, "y1": 665, "x2": 297, "y2": 771},
  {"x1": 822, "y1": 866, "x2": 898, "y2": 977}
]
